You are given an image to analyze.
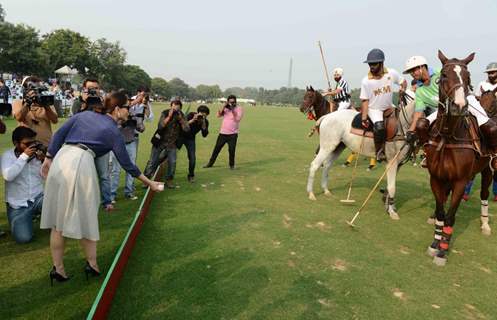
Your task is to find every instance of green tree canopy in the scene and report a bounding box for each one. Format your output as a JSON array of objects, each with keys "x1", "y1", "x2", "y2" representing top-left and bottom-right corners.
[{"x1": 151, "y1": 77, "x2": 169, "y2": 97}]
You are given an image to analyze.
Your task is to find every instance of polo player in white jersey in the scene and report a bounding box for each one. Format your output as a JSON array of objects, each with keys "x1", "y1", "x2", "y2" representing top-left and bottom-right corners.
[{"x1": 360, "y1": 48, "x2": 407, "y2": 161}]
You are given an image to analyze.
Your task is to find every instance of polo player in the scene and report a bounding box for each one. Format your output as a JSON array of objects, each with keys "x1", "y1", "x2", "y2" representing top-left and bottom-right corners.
[{"x1": 360, "y1": 48, "x2": 407, "y2": 162}]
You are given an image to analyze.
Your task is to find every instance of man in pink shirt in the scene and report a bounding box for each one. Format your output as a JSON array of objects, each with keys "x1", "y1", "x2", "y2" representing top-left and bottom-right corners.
[{"x1": 204, "y1": 95, "x2": 243, "y2": 169}]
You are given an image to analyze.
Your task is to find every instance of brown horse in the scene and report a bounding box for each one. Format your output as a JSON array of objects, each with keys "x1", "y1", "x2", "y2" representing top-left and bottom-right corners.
[
  {"x1": 423, "y1": 51, "x2": 494, "y2": 266},
  {"x1": 300, "y1": 86, "x2": 333, "y2": 136}
]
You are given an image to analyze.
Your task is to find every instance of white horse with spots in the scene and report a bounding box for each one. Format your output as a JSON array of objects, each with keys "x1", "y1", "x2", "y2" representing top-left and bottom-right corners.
[{"x1": 306, "y1": 101, "x2": 416, "y2": 219}]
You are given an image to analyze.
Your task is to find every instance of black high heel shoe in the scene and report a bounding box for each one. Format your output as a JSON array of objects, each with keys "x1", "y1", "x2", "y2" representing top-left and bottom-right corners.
[
  {"x1": 84, "y1": 261, "x2": 101, "y2": 281},
  {"x1": 50, "y1": 266, "x2": 70, "y2": 286}
]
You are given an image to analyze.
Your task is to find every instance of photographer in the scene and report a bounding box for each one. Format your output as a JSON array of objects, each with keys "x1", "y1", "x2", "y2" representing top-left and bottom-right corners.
[
  {"x1": 12, "y1": 76, "x2": 58, "y2": 147},
  {"x1": 1, "y1": 127, "x2": 45, "y2": 244},
  {"x1": 177, "y1": 105, "x2": 210, "y2": 182},
  {"x1": 40, "y1": 91, "x2": 163, "y2": 284},
  {"x1": 110, "y1": 87, "x2": 154, "y2": 202},
  {"x1": 0, "y1": 79, "x2": 12, "y2": 117},
  {"x1": 70, "y1": 78, "x2": 113, "y2": 210},
  {"x1": 144, "y1": 97, "x2": 189, "y2": 188},
  {"x1": 204, "y1": 95, "x2": 243, "y2": 169}
]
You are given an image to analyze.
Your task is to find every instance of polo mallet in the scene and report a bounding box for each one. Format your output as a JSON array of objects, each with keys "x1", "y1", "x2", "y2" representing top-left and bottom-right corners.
[
  {"x1": 318, "y1": 41, "x2": 332, "y2": 90},
  {"x1": 346, "y1": 145, "x2": 406, "y2": 227},
  {"x1": 341, "y1": 132, "x2": 366, "y2": 204}
]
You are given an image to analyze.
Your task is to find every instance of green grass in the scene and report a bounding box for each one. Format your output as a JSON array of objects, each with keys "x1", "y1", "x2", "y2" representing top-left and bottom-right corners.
[
  {"x1": 2, "y1": 104, "x2": 497, "y2": 319},
  {"x1": 109, "y1": 105, "x2": 497, "y2": 320}
]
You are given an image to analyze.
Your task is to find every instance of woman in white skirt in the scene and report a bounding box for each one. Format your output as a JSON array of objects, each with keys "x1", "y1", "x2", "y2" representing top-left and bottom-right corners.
[{"x1": 40, "y1": 91, "x2": 163, "y2": 285}]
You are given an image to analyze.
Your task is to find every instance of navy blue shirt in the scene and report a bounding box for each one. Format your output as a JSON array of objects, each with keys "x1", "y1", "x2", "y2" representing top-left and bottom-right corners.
[{"x1": 48, "y1": 111, "x2": 141, "y2": 177}]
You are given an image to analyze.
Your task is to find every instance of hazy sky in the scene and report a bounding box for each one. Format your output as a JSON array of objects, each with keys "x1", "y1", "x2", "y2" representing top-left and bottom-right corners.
[{"x1": 3, "y1": 0, "x2": 497, "y2": 90}]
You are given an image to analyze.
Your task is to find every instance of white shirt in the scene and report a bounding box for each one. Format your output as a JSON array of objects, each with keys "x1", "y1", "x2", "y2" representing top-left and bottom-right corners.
[
  {"x1": 476, "y1": 81, "x2": 497, "y2": 97},
  {"x1": 131, "y1": 95, "x2": 154, "y2": 122},
  {"x1": 360, "y1": 68, "x2": 404, "y2": 111},
  {"x1": 1, "y1": 149, "x2": 44, "y2": 209}
]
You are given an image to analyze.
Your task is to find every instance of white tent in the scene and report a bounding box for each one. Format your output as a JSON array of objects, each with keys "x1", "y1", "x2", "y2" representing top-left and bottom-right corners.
[{"x1": 54, "y1": 65, "x2": 78, "y2": 75}]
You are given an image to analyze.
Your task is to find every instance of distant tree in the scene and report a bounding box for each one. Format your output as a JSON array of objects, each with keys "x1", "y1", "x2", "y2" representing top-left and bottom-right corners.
[
  {"x1": 114, "y1": 64, "x2": 151, "y2": 94},
  {"x1": 167, "y1": 77, "x2": 190, "y2": 98},
  {"x1": 40, "y1": 29, "x2": 92, "y2": 76},
  {"x1": 195, "y1": 84, "x2": 222, "y2": 100},
  {"x1": 151, "y1": 77, "x2": 169, "y2": 98},
  {"x1": 0, "y1": 4, "x2": 5, "y2": 22},
  {"x1": 0, "y1": 23, "x2": 44, "y2": 75},
  {"x1": 88, "y1": 38, "x2": 127, "y2": 89}
]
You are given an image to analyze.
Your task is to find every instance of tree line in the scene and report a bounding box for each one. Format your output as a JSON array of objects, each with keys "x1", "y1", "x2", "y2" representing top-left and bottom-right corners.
[{"x1": 0, "y1": 4, "x2": 316, "y2": 106}]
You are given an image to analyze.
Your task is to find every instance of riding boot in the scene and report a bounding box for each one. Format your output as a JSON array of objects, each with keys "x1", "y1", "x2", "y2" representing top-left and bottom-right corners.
[
  {"x1": 416, "y1": 118, "x2": 431, "y2": 145},
  {"x1": 480, "y1": 119, "x2": 497, "y2": 170},
  {"x1": 373, "y1": 121, "x2": 386, "y2": 162}
]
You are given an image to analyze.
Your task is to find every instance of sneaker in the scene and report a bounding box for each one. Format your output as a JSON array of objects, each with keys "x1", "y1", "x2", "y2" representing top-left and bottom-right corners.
[
  {"x1": 0, "y1": 230, "x2": 6, "y2": 237},
  {"x1": 462, "y1": 194, "x2": 470, "y2": 202},
  {"x1": 166, "y1": 180, "x2": 175, "y2": 189},
  {"x1": 230, "y1": 166, "x2": 235, "y2": 170},
  {"x1": 187, "y1": 176, "x2": 195, "y2": 183},
  {"x1": 111, "y1": 199, "x2": 116, "y2": 204},
  {"x1": 203, "y1": 163, "x2": 213, "y2": 168},
  {"x1": 125, "y1": 194, "x2": 138, "y2": 201},
  {"x1": 367, "y1": 165, "x2": 376, "y2": 171}
]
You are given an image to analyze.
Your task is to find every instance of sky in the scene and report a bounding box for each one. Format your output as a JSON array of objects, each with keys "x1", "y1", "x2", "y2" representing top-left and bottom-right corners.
[{"x1": 2, "y1": 0, "x2": 497, "y2": 90}]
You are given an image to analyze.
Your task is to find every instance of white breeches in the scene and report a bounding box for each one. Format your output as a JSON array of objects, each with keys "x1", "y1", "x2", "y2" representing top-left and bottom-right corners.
[
  {"x1": 368, "y1": 108, "x2": 384, "y2": 123},
  {"x1": 337, "y1": 101, "x2": 350, "y2": 111},
  {"x1": 426, "y1": 95, "x2": 489, "y2": 126}
]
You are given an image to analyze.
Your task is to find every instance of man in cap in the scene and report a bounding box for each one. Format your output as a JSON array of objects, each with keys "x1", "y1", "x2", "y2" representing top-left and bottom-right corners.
[
  {"x1": 323, "y1": 68, "x2": 351, "y2": 111},
  {"x1": 360, "y1": 48, "x2": 407, "y2": 161},
  {"x1": 403, "y1": 56, "x2": 497, "y2": 170},
  {"x1": 476, "y1": 62, "x2": 497, "y2": 98}
]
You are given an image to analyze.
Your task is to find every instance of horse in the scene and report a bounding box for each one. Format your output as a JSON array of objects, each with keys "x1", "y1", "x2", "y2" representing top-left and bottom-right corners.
[
  {"x1": 303, "y1": 96, "x2": 416, "y2": 220},
  {"x1": 300, "y1": 86, "x2": 333, "y2": 137},
  {"x1": 423, "y1": 51, "x2": 495, "y2": 266}
]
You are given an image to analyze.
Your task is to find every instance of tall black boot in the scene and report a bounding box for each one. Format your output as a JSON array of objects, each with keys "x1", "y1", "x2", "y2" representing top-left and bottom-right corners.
[{"x1": 373, "y1": 121, "x2": 386, "y2": 162}]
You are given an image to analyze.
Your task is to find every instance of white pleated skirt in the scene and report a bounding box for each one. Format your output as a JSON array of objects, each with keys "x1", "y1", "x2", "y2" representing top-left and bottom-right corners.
[{"x1": 40, "y1": 144, "x2": 101, "y2": 241}]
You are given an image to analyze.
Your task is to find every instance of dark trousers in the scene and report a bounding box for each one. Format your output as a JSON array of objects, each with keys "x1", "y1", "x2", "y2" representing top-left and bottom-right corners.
[
  {"x1": 208, "y1": 133, "x2": 238, "y2": 167},
  {"x1": 177, "y1": 138, "x2": 196, "y2": 177},
  {"x1": 144, "y1": 145, "x2": 177, "y2": 180}
]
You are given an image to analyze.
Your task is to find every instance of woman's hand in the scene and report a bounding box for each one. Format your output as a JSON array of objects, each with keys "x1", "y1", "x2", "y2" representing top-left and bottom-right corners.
[{"x1": 40, "y1": 158, "x2": 52, "y2": 179}]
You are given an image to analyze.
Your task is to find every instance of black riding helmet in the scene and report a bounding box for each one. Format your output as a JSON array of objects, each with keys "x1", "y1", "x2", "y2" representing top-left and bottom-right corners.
[{"x1": 364, "y1": 48, "x2": 385, "y2": 64}]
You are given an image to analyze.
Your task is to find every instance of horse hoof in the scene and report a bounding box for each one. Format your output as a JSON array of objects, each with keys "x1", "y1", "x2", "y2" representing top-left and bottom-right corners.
[
  {"x1": 433, "y1": 256, "x2": 447, "y2": 266},
  {"x1": 426, "y1": 217, "x2": 435, "y2": 225},
  {"x1": 324, "y1": 189, "x2": 332, "y2": 196},
  {"x1": 309, "y1": 193, "x2": 317, "y2": 201},
  {"x1": 426, "y1": 246, "x2": 439, "y2": 257},
  {"x1": 388, "y1": 212, "x2": 400, "y2": 220},
  {"x1": 481, "y1": 226, "x2": 491, "y2": 236}
]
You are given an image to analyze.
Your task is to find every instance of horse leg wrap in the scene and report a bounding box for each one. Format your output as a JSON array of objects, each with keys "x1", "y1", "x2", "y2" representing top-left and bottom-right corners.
[
  {"x1": 431, "y1": 219, "x2": 444, "y2": 248},
  {"x1": 438, "y1": 226, "x2": 453, "y2": 253}
]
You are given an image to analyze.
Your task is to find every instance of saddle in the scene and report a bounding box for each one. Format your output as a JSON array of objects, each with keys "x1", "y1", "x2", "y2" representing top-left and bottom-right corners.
[
  {"x1": 350, "y1": 107, "x2": 399, "y2": 141},
  {"x1": 426, "y1": 114, "x2": 484, "y2": 155}
]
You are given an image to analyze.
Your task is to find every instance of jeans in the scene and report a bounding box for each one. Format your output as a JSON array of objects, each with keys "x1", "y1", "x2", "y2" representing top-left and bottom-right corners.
[
  {"x1": 464, "y1": 175, "x2": 497, "y2": 196},
  {"x1": 95, "y1": 152, "x2": 112, "y2": 207},
  {"x1": 208, "y1": 133, "x2": 238, "y2": 167},
  {"x1": 178, "y1": 138, "x2": 196, "y2": 177},
  {"x1": 110, "y1": 140, "x2": 138, "y2": 199},
  {"x1": 6, "y1": 193, "x2": 43, "y2": 244},
  {"x1": 144, "y1": 145, "x2": 177, "y2": 180}
]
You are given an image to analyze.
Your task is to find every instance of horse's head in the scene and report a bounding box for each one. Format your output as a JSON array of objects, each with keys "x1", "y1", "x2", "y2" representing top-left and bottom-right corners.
[
  {"x1": 480, "y1": 87, "x2": 497, "y2": 113},
  {"x1": 300, "y1": 86, "x2": 318, "y2": 114},
  {"x1": 438, "y1": 50, "x2": 475, "y2": 112}
]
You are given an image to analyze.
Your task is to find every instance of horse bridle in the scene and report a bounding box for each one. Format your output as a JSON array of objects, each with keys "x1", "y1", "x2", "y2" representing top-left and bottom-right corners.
[
  {"x1": 438, "y1": 62, "x2": 472, "y2": 110},
  {"x1": 303, "y1": 92, "x2": 326, "y2": 117}
]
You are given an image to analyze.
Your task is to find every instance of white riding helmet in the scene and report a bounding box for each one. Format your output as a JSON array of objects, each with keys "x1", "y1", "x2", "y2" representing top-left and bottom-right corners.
[
  {"x1": 333, "y1": 68, "x2": 343, "y2": 77},
  {"x1": 403, "y1": 56, "x2": 428, "y2": 74}
]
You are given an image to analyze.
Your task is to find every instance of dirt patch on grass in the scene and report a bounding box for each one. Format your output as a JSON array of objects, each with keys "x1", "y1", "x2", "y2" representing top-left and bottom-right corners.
[{"x1": 392, "y1": 288, "x2": 407, "y2": 301}]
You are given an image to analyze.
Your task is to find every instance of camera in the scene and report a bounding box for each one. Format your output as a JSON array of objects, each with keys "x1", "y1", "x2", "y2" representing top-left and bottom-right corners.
[
  {"x1": 26, "y1": 140, "x2": 47, "y2": 153},
  {"x1": 85, "y1": 88, "x2": 102, "y2": 106},
  {"x1": 23, "y1": 82, "x2": 55, "y2": 107}
]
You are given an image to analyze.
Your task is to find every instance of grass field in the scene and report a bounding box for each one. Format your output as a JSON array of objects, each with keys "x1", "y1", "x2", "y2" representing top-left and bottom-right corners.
[{"x1": 2, "y1": 104, "x2": 497, "y2": 319}]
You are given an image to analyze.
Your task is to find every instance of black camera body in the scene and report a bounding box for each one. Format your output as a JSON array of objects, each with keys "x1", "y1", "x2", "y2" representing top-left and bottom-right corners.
[
  {"x1": 85, "y1": 88, "x2": 102, "y2": 106},
  {"x1": 23, "y1": 82, "x2": 55, "y2": 107}
]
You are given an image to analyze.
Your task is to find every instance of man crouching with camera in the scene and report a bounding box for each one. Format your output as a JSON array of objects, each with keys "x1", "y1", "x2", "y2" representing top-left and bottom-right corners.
[
  {"x1": 1, "y1": 127, "x2": 45, "y2": 243},
  {"x1": 13, "y1": 76, "x2": 58, "y2": 147}
]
